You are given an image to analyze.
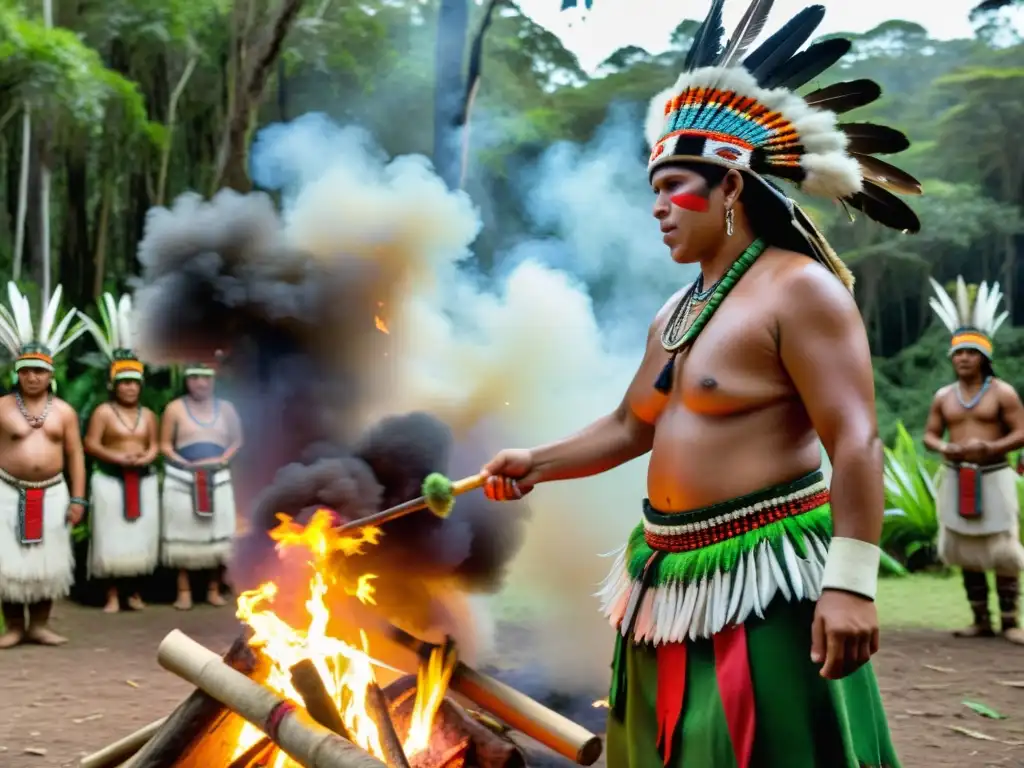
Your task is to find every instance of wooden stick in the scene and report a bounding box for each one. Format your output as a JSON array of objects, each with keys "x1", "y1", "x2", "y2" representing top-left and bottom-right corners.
[
  {"x1": 334, "y1": 473, "x2": 487, "y2": 533},
  {"x1": 226, "y1": 735, "x2": 274, "y2": 768},
  {"x1": 158, "y1": 629, "x2": 386, "y2": 768},
  {"x1": 131, "y1": 632, "x2": 257, "y2": 768},
  {"x1": 365, "y1": 682, "x2": 410, "y2": 768},
  {"x1": 386, "y1": 626, "x2": 602, "y2": 766},
  {"x1": 78, "y1": 717, "x2": 167, "y2": 768},
  {"x1": 289, "y1": 659, "x2": 353, "y2": 740}
]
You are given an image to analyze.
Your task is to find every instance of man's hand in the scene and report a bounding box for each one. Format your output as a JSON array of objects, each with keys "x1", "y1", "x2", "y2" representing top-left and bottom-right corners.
[
  {"x1": 482, "y1": 449, "x2": 536, "y2": 501},
  {"x1": 66, "y1": 502, "x2": 86, "y2": 526},
  {"x1": 811, "y1": 589, "x2": 880, "y2": 679},
  {"x1": 942, "y1": 442, "x2": 966, "y2": 463},
  {"x1": 961, "y1": 439, "x2": 992, "y2": 464}
]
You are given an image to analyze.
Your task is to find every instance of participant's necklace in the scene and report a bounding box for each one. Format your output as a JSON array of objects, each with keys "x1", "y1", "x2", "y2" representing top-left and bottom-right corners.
[
  {"x1": 16, "y1": 391, "x2": 53, "y2": 429},
  {"x1": 957, "y1": 376, "x2": 991, "y2": 410},
  {"x1": 655, "y1": 238, "x2": 766, "y2": 393},
  {"x1": 185, "y1": 397, "x2": 220, "y2": 427},
  {"x1": 112, "y1": 403, "x2": 142, "y2": 432}
]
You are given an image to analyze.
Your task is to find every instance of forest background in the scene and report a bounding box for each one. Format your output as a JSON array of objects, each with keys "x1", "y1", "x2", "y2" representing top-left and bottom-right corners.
[{"x1": 2, "y1": 0, "x2": 1024, "y2": 570}]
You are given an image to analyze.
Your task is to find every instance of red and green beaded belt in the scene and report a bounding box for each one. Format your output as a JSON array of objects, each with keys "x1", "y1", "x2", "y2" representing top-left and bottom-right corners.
[{"x1": 642, "y1": 470, "x2": 829, "y2": 553}]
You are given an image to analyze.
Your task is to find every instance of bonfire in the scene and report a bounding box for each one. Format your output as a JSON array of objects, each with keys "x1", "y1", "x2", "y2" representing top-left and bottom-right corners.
[{"x1": 80, "y1": 503, "x2": 602, "y2": 768}]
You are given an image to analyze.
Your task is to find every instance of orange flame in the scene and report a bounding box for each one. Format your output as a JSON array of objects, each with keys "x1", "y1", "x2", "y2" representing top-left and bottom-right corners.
[{"x1": 231, "y1": 509, "x2": 452, "y2": 764}]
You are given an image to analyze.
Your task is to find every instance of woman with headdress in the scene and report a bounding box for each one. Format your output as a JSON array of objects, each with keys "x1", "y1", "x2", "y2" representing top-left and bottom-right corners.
[
  {"x1": 481, "y1": 1, "x2": 921, "y2": 764},
  {"x1": 923, "y1": 276, "x2": 1024, "y2": 644},
  {"x1": 78, "y1": 293, "x2": 161, "y2": 613},
  {"x1": 158, "y1": 360, "x2": 243, "y2": 610},
  {"x1": 0, "y1": 283, "x2": 88, "y2": 648}
]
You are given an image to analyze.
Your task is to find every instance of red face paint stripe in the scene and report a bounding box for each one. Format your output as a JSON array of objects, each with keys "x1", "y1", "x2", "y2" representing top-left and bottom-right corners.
[{"x1": 671, "y1": 193, "x2": 709, "y2": 212}]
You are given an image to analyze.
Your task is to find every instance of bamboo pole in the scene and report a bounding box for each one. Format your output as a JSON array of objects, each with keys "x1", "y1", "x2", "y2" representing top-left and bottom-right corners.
[
  {"x1": 289, "y1": 659, "x2": 353, "y2": 740},
  {"x1": 78, "y1": 718, "x2": 167, "y2": 768},
  {"x1": 157, "y1": 630, "x2": 385, "y2": 768}
]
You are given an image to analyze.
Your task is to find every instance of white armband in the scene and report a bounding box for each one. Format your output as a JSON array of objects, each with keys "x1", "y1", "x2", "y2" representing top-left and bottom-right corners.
[{"x1": 820, "y1": 537, "x2": 881, "y2": 601}]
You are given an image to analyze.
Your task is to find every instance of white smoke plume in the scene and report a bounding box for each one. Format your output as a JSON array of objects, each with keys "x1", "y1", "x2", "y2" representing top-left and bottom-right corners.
[{"x1": 245, "y1": 107, "x2": 696, "y2": 690}]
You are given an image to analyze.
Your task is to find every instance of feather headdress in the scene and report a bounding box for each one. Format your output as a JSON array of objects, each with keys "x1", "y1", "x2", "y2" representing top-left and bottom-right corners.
[
  {"x1": 77, "y1": 293, "x2": 145, "y2": 382},
  {"x1": 645, "y1": 1, "x2": 922, "y2": 290},
  {"x1": 0, "y1": 283, "x2": 85, "y2": 372},
  {"x1": 928, "y1": 275, "x2": 1008, "y2": 359}
]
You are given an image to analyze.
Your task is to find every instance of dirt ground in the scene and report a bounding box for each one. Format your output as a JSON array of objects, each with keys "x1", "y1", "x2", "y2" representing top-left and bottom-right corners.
[{"x1": 1, "y1": 602, "x2": 1023, "y2": 768}]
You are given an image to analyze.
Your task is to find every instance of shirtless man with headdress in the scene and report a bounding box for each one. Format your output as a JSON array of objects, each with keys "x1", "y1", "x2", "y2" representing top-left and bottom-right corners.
[
  {"x1": 79, "y1": 293, "x2": 161, "y2": 613},
  {"x1": 482, "y1": 2, "x2": 922, "y2": 765},
  {"x1": 924, "y1": 276, "x2": 1024, "y2": 644},
  {"x1": 159, "y1": 361, "x2": 243, "y2": 610},
  {"x1": 0, "y1": 284, "x2": 88, "y2": 647}
]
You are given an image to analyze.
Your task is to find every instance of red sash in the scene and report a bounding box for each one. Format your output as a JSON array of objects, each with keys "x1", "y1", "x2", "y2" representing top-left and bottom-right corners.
[
  {"x1": 192, "y1": 467, "x2": 214, "y2": 518},
  {"x1": 958, "y1": 465, "x2": 983, "y2": 519},
  {"x1": 122, "y1": 469, "x2": 142, "y2": 521},
  {"x1": 19, "y1": 487, "x2": 45, "y2": 544}
]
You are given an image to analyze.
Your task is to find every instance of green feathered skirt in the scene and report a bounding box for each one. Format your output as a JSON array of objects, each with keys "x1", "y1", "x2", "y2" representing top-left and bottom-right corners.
[{"x1": 598, "y1": 470, "x2": 900, "y2": 768}]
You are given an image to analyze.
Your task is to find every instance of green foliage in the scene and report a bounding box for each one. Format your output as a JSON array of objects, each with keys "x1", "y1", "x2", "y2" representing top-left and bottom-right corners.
[
  {"x1": 0, "y1": 3, "x2": 151, "y2": 140},
  {"x1": 881, "y1": 422, "x2": 941, "y2": 569}
]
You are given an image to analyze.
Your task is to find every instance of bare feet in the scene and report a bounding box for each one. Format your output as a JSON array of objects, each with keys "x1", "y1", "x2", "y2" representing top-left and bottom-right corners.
[
  {"x1": 954, "y1": 624, "x2": 996, "y2": 638},
  {"x1": 26, "y1": 626, "x2": 68, "y2": 646},
  {"x1": 103, "y1": 595, "x2": 120, "y2": 614},
  {"x1": 0, "y1": 628, "x2": 24, "y2": 649},
  {"x1": 174, "y1": 591, "x2": 194, "y2": 611},
  {"x1": 1003, "y1": 627, "x2": 1024, "y2": 645},
  {"x1": 127, "y1": 595, "x2": 145, "y2": 611},
  {"x1": 207, "y1": 589, "x2": 227, "y2": 607}
]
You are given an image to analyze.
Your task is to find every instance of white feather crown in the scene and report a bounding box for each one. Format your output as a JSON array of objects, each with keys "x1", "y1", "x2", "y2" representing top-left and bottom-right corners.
[
  {"x1": 928, "y1": 275, "x2": 1008, "y2": 359},
  {"x1": 0, "y1": 282, "x2": 85, "y2": 372},
  {"x1": 77, "y1": 293, "x2": 145, "y2": 381}
]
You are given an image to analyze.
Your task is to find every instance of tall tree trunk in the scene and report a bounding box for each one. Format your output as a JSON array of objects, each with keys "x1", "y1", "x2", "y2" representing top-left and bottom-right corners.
[
  {"x1": 59, "y1": 146, "x2": 92, "y2": 307},
  {"x1": 212, "y1": 0, "x2": 307, "y2": 194},
  {"x1": 39, "y1": 0, "x2": 54, "y2": 305},
  {"x1": 92, "y1": 176, "x2": 113, "y2": 297},
  {"x1": 12, "y1": 106, "x2": 30, "y2": 282},
  {"x1": 432, "y1": 0, "x2": 469, "y2": 189},
  {"x1": 156, "y1": 56, "x2": 199, "y2": 206}
]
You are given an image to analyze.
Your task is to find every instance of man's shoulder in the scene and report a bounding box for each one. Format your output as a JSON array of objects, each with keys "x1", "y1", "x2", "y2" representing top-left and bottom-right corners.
[
  {"x1": 52, "y1": 397, "x2": 79, "y2": 417},
  {"x1": 991, "y1": 377, "x2": 1021, "y2": 398},
  {"x1": 934, "y1": 383, "x2": 954, "y2": 399}
]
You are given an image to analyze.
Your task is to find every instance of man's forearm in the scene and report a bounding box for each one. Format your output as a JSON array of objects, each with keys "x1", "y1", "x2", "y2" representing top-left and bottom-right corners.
[
  {"x1": 988, "y1": 431, "x2": 1024, "y2": 457},
  {"x1": 67, "y1": 452, "x2": 87, "y2": 498},
  {"x1": 828, "y1": 433, "x2": 885, "y2": 545},
  {"x1": 530, "y1": 411, "x2": 653, "y2": 484},
  {"x1": 922, "y1": 434, "x2": 947, "y2": 453}
]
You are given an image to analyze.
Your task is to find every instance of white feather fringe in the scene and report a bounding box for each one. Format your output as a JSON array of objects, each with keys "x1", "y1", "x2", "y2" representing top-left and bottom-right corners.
[{"x1": 596, "y1": 531, "x2": 829, "y2": 644}]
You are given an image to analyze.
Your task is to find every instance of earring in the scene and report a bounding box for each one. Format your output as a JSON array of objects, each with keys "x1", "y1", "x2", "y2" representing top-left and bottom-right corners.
[{"x1": 726, "y1": 207, "x2": 735, "y2": 237}]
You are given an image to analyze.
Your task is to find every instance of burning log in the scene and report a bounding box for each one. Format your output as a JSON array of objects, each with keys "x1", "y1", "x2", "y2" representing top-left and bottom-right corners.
[
  {"x1": 290, "y1": 659, "x2": 354, "y2": 741},
  {"x1": 78, "y1": 717, "x2": 167, "y2": 768},
  {"x1": 386, "y1": 627, "x2": 602, "y2": 766},
  {"x1": 226, "y1": 735, "x2": 274, "y2": 768},
  {"x1": 366, "y1": 682, "x2": 412, "y2": 768},
  {"x1": 383, "y1": 676, "x2": 524, "y2": 768},
  {"x1": 158, "y1": 629, "x2": 386, "y2": 768},
  {"x1": 129, "y1": 633, "x2": 259, "y2": 768}
]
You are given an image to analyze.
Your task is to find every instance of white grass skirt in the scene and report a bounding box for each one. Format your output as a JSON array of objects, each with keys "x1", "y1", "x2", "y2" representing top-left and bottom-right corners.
[
  {"x1": 0, "y1": 475, "x2": 74, "y2": 603},
  {"x1": 160, "y1": 464, "x2": 236, "y2": 570},
  {"x1": 88, "y1": 469, "x2": 161, "y2": 579}
]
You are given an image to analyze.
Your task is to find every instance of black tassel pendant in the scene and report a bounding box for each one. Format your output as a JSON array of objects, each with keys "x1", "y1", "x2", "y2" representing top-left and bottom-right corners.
[{"x1": 654, "y1": 353, "x2": 677, "y2": 394}]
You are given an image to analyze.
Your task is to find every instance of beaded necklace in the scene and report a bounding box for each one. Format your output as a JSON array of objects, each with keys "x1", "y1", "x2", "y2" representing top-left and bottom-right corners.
[
  {"x1": 956, "y1": 376, "x2": 992, "y2": 410},
  {"x1": 654, "y1": 238, "x2": 766, "y2": 393},
  {"x1": 16, "y1": 391, "x2": 53, "y2": 428}
]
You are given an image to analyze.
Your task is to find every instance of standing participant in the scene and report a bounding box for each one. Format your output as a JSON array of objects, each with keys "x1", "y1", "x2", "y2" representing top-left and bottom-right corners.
[
  {"x1": 159, "y1": 363, "x2": 243, "y2": 610},
  {"x1": 923, "y1": 276, "x2": 1024, "y2": 643},
  {"x1": 481, "y1": 2, "x2": 922, "y2": 765},
  {"x1": 0, "y1": 283, "x2": 88, "y2": 648},
  {"x1": 79, "y1": 294, "x2": 160, "y2": 613}
]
